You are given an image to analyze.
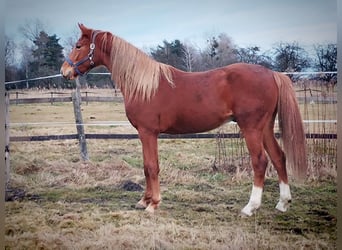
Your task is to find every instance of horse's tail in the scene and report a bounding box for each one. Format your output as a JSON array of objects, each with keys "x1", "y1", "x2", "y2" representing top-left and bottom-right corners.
[{"x1": 273, "y1": 72, "x2": 307, "y2": 180}]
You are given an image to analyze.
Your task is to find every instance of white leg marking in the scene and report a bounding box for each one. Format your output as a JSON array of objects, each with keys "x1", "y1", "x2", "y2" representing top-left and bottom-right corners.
[
  {"x1": 275, "y1": 182, "x2": 292, "y2": 212},
  {"x1": 145, "y1": 194, "x2": 161, "y2": 213},
  {"x1": 145, "y1": 204, "x2": 155, "y2": 213},
  {"x1": 241, "y1": 185, "x2": 263, "y2": 216}
]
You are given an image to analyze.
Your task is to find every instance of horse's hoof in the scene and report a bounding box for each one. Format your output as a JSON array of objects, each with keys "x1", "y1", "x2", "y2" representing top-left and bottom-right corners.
[
  {"x1": 135, "y1": 203, "x2": 146, "y2": 210},
  {"x1": 135, "y1": 200, "x2": 148, "y2": 210},
  {"x1": 241, "y1": 203, "x2": 258, "y2": 217},
  {"x1": 275, "y1": 199, "x2": 291, "y2": 212},
  {"x1": 145, "y1": 204, "x2": 155, "y2": 213},
  {"x1": 240, "y1": 209, "x2": 253, "y2": 217}
]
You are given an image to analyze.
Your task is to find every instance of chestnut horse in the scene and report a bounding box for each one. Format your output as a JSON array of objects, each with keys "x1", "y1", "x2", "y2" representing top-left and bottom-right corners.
[{"x1": 61, "y1": 24, "x2": 307, "y2": 216}]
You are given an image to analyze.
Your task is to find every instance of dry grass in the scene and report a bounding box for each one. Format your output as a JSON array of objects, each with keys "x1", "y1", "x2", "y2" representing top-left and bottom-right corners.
[
  {"x1": 6, "y1": 138, "x2": 337, "y2": 249},
  {"x1": 5, "y1": 88, "x2": 337, "y2": 249}
]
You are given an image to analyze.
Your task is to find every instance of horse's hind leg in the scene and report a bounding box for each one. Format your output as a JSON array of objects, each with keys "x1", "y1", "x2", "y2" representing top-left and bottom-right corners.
[
  {"x1": 241, "y1": 129, "x2": 268, "y2": 216},
  {"x1": 263, "y1": 126, "x2": 292, "y2": 212}
]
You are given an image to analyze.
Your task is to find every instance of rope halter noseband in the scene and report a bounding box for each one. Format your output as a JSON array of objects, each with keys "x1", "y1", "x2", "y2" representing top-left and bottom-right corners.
[{"x1": 65, "y1": 30, "x2": 101, "y2": 76}]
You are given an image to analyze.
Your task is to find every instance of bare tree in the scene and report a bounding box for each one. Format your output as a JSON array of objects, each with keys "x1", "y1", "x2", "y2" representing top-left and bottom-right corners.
[
  {"x1": 313, "y1": 43, "x2": 337, "y2": 83},
  {"x1": 5, "y1": 36, "x2": 15, "y2": 66},
  {"x1": 272, "y1": 42, "x2": 313, "y2": 83},
  {"x1": 215, "y1": 33, "x2": 237, "y2": 66},
  {"x1": 236, "y1": 46, "x2": 260, "y2": 63},
  {"x1": 19, "y1": 18, "x2": 47, "y2": 42},
  {"x1": 273, "y1": 42, "x2": 311, "y2": 73},
  {"x1": 18, "y1": 41, "x2": 35, "y2": 88},
  {"x1": 63, "y1": 25, "x2": 80, "y2": 55},
  {"x1": 235, "y1": 46, "x2": 274, "y2": 68},
  {"x1": 201, "y1": 33, "x2": 237, "y2": 70},
  {"x1": 182, "y1": 42, "x2": 196, "y2": 72},
  {"x1": 5, "y1": 36, "x2": 17, "y2": 82}
]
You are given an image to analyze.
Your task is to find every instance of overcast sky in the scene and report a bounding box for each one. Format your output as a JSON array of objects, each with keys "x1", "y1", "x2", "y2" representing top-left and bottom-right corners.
[{"x1": 5, "y1": 0, "x2": 337, "y2": 51}]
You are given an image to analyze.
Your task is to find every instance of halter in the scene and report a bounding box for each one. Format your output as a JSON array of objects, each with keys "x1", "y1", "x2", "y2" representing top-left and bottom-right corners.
[{"x1": 66, "y1": 30, "x2": 101, "y2": 76}]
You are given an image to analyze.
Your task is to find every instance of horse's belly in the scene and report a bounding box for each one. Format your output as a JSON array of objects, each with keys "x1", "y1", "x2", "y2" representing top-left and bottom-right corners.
[{"x1": 163, "y1": 110, "x2": 233, "y2": 134}]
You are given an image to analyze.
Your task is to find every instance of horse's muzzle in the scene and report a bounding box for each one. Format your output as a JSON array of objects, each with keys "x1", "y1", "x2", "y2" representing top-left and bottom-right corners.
[{"x1": 60, "y1": 64, "x2": 75, "y2": 80}]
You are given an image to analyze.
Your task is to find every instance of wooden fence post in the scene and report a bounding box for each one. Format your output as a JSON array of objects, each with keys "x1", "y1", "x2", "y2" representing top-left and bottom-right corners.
[
  {"x1": 72, "y1": 78, "x2": 89, "y2": 161},
  {"x1": 5, "y1": 92, "x2": 10, "y2": 188}
]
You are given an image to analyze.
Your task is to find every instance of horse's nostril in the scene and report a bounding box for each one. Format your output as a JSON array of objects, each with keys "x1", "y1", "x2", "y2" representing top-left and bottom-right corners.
[{"x1": 60, "y1": 68, "x2": 72, "y2": 80}]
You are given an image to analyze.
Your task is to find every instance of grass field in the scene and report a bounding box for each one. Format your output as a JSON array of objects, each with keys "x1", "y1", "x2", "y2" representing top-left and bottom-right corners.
[{"x1": 5, "y1": 88, "x2": 337, "y2": 249}]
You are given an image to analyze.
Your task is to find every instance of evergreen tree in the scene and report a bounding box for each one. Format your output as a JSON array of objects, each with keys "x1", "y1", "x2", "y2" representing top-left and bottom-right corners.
[
  {"x1": 45, "y1": 34, "x2": 64, "y2": 71},
  {"x1": 31, "y1": 31, "x2": 64, "y2": 73},
  {"x1": 150, "y1": 39, "x2": 187, "y2": 70},
  {"x1": 30, "y1": 31, "x2": 64, "y2": 88}
]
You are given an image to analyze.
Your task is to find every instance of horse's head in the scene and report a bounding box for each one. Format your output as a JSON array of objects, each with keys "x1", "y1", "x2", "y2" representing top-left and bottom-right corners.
[{"x1": 60, "y1": 24, "x2": 101, "y2": 80}]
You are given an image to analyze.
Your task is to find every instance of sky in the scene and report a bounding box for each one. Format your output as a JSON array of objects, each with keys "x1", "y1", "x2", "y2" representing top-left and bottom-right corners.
[{"x1": 5, "y1": 0, "x2": 337, "y2": 52}]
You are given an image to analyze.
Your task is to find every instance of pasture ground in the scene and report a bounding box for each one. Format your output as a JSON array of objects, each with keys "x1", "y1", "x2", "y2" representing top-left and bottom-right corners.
[
  {"x1": 5, "y1": 88, "x2": 337, "y2": 249},
  {"x1": 6, "y1": 139, "x2": 337, "y2": 249}
]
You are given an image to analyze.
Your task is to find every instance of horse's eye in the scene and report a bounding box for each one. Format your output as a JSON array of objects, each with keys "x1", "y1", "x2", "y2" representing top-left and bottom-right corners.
[{"x1": 75, "y1": 44, "x2": 81, "y2": 49}]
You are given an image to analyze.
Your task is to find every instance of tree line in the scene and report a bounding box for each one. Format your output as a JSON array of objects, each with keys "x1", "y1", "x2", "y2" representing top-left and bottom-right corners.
[{"x1": 5, "y1": 21, "x2": 337, "y2": 90}]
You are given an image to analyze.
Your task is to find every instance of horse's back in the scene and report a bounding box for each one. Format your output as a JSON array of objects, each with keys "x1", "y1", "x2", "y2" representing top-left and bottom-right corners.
[
  {"x1": 125, "y1": 63, "x2": 278, "y2": 134},
  {"x1": 224, "y1": 63, "x2": 276, "y2": 88}
]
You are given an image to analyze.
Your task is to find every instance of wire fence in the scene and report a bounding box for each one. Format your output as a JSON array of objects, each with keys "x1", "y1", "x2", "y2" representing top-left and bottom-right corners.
[
  {"x1": 213, "y1": 79, "x2": 337, "y2": 179},
  {"x1": 4, "y1": 71, "x2": 338, "y2": 85},
  {"x1": 5, "y1": 72, "x2": 337, "y2": 180}
]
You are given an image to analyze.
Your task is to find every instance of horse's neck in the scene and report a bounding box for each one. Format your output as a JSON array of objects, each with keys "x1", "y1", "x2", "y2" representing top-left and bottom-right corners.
[{"x1": 98, "y1": 33, "x2": 173, "y2": 101}]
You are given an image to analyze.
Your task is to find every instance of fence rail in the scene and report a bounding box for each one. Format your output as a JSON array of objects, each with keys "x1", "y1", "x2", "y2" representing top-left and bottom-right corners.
[
  {"x1": 8, "y1": 91, "x2": 123, "y2": 105},
  {"x1": 4, "y1": 71, "x2": 338, "y2": 86},
  {"x1": 6, "y1": 89, "x2": 337, "y2": 144},
  {"x1": 10, "y1": 96, "x2": 337, "y2": 105},
  {"x1": 7, "y1": 88, "x2": 336, "y2": 105},
  {"x1": 9, "y1": 132, "x2": 336, "y2": 142}
]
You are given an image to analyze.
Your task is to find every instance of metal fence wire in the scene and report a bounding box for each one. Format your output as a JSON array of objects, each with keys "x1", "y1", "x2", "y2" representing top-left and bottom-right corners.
[{"x1": 6, "y1": 75, "x2": 337, "y2": 180}]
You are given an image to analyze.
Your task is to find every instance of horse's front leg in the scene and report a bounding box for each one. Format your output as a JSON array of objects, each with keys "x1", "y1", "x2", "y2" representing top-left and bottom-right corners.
[{"x1": 135, "y1": 129, "x2": 161, "y2": 213}]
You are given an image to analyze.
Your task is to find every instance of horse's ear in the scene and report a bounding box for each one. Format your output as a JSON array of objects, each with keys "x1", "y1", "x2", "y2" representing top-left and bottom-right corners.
[
  {"x1": 78, "y1": 23, "x2": 85, "y2": 31},
  {"x1": 78, "y1": 23, "x2": 91, "y2": 35}
]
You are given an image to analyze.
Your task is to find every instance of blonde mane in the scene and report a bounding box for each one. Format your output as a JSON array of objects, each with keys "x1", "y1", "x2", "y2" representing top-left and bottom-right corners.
[{"x1": 100, "y1": 32, "x2": 174, "y2": 101}]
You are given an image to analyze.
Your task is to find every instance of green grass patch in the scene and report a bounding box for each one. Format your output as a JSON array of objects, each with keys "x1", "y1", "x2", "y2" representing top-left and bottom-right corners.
[{"x1": 122, "y1": 156, "x2": 143, "y2": 168}]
